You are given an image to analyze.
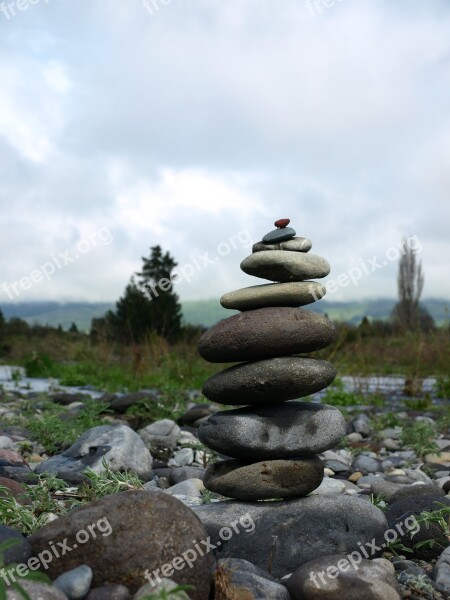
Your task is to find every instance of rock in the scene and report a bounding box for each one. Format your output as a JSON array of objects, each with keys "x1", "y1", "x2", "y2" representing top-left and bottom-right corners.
[
  {"x1": 139, "y1": 419, "x2": 181, "y2": 452},
  {"x1": 352, "y1": 455, "x2": 382, "y2": 474},
  {"x1": 393, "y1": 559, "x2": 426, "y2": 577},
  {"x1": 425, "y1": 451, "x2": 450, "y2": 466},
  {"x1": 177, "y1": 404, "x2": 216, "y2": 426},
  {"x1": 220, "y1": 281, "x2": 326, "y2": 311},
  {"x1": 274, "y1": 218, "x2": 290, "y2": 228},
  {"x1": 214, "y1": 557, "x2": 290, "y2": 599},
  {"x1": 347, "y1": 414, "x2": 371, "y2": 437},
  {"x1": 386, "y1": 495, "x2": 450, "y2": 560},
  {"x1": 6, "y1": 581, "x2": 69, "y2": 599},
  {"x1": 165, "y1": 478, "x2": 204, "y2": 498},
  {"x1": 35, "y1": 425, "x2": 153, "y2": 481},
  {"x1": 202, "y1": 358, "x2": 336, "y2": 405},
  {"x1": 168, "y1": 448, "x2": 194, "y2": 467},
  {"x1": 204, "y1": 456, "x2": 323, "y2": 500},
  {"x1": 346, "y1": 433, "x2": 363, "y2": 443},
  {"x1": 285, "y1": 553, "x2": 401, "y2": 599},
  {"x1": 110, "y1": 391, "x2": 158, "y2": 414},
  {"x1": 433, "y1": 545, "x2": 450, "y2": 594},
  {"x1": 29, "y1": 491, "x2": 213, "y2": 599},
  {"x1": 198, "y1": 402, "x2": 346, "y2": 460},
  {"x1": 241, "y1": 250, "x2": 330, "y2": 282},
  {"x1": 0, "y1": 450, "x2": 27, "y2": 465},
  {"x1": 170, "y1": 467, "x2": 206, "y2": 485},
  {"x1": 198, "y1": 308, "x2": 335, "y2": 363},
  {"x1": 357, "y1": 475, "x2": 385, "y2": 489},
  {"x1": 0, "y1": 465, "x2": 39, "y2": 484},
  {"x1": 193, "y1": 495, "x2": 387, "y2": 578},
  {"x1": 389, "y1": 482, "x2": 445, "y2": 503},
  {"x1": 86, "y1": 584, "x2": 131, "y2": 599},
  {"x1": 252, "y1": 237, "x2": 312, "y2": 253},
  {"x1": 0, "y1": 436, "x2": 14, "y2": 449},
  {"x1": 403, "y1": 468, "x2": 433, "y2": 484},
  {"x1": 311, "y1": 477, "x2": 346, "y2": 496},
  {"x1": 0, "y1": 476, "x2": 31, "y2": 505},
  {"x1": 50, "y1": 393, "x2": 85, "y2": 406},
  {"x1": 54, "y1": 565, "x2": 93, "y2": 599},
  {"x1": 0, "y1": 525, "x2": 32, "y2": 565},
  {"x1": 370, "y1": 481, "x2": 407, "y2": 503},
  {"x1": 262, "y1": 227, "x2": 296, "y2": 243}
]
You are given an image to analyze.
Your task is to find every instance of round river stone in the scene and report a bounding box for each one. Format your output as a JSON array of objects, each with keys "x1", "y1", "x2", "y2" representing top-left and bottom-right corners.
[
  {"x1": 202, "y1": 357, "x2": 336, "y2": 404},
  {"x1": 198, "y1": 307, "x2": 335, "y2": 363},
  {"x1": 241, "y1": 251, "x2": 330, "y2": 282},
  {"x1": 198, "y1": 401, "x2": 346, "y2": 459},
  {"x1": 220, "y1": 282, "x2": 325, "y2": 311},
  {"x1": 203, "y1": 456, "x2": 324, "y2": 500},
  {"x1": 252, "y1": 237, "x2": 312, "y2": 253}
]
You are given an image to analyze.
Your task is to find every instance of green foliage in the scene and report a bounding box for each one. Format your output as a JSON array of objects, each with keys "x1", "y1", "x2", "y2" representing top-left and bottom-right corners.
[
  {"x1": 109, "y1": 246, "x2": 182, "y2": 344},
  {"x1": 322, "y1": 387, "x2": 367, "y2": 407},
  {"x1": 82, "y1": 460, "x2": 144, "y2": 500},
  {"x1": 400, "y1": 420, "x2": 439, "y2": 457},
  {"x1": 16, "y1": 398, "x2": 111, "y2": 454},
  {"x1": 139, "y1": 585, "x2": 193, "y2": 600},
  {"x1": 23, "y1": 353, "x2": 57, "y2": 378},
  {"x1": 436, "y1": 375, "x2": 450, "y2": 399}
]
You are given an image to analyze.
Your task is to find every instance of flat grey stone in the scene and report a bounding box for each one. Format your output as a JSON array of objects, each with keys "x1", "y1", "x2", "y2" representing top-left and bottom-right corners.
[
  {"x1": 199, "y1": 307, "x2": 335, "y2": 363},
  {"x1": 262, "y1": 226, "x2": 296, "y2": 244},
  {"x1": 204, "y1": 456, "x2": 323, "y2": 500},
  {"x1": 202, "y1": 357, "x2": 336, "y2": 405},
  {"x1": 352, "y1": 455, "x2": 382, "y2": 474},
  {"x1": 220, "y1": 281, "x2": 326, "y2": 311},
  {"x1": 35, "y1": 425, "x2": 153, "y2": 481},
  {"x1": 193, "y1": 495, "x2": 388, "y2": 578},
  {"x1": 139, "y1": 419, "x2": 181, "y2": 451},
  {"x1": 198, "y1": 402, "x2": 346, "y2": 460},
  {"x1": 253, "y1": 236, "x2": 312, "y2": 253},
  {"x1": 241, "y1": 251, "x2": 330, "y2": 282},
  {"x1": 54, "y1": 565, "x2": 93, "y2": 600}
]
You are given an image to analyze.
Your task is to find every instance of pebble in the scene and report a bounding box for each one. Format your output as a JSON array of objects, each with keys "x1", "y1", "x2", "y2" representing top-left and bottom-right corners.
[
  {"x1": 0, "y1": 525, "x2": 32, "y2": 565},
  {"x1": 204, "y1": 456, "x2": 324, "y2": 500},
  {"x1": 167, "y1": 448, "x2": 194, "y2": 467},
  {"x1": 198, "y1": 307, "x2": 335, "y2": 363},
  {"x1": 6, "y1": 581, "x2": 69, "y2": 599},
  {"x1": 198, "y1": 402, "x2": 346, "y2": 460},
  {"x1": 54, "y1": 565, "x2": 93, "y2": 600},
  {"x1": 220, "y1": 281, "x2": 326, "y2": 311},
  {"x1": 425, "y1": 451, "x2": 450, "y2": 465},
  {"x1": 202, "y1": 357, "x2": 336, "y2": 404},
  {"x1": 164, "y1": 478, "x2": 204, "y2": 498},
  {"x1": 311, "y1": 477, "x2": 346, "y2": 495},
  {"x1": 241, "y1": 250, "x2": 330, "y2": 282},
  {"x1": 433, "y1": 545, "x2": 450, "y2": 595},
  {"x1": 86, "y1": 584, "x2": 131, "y2": 599},
  {"x1": 253, "y1": 236, "x2": 312, "y2": 253},
  {"x1": 346, "y1": 432, "x2": 363, "y2": 443},
  {"x1": 262, "y1": 226, "x2": 296, "y2": 244},
  {"x1": 352, "y1": 455, "x2": 382, "y2": 474},
  {"x1": 274, "y1": 218, "x2": 290, "y2": 228}
]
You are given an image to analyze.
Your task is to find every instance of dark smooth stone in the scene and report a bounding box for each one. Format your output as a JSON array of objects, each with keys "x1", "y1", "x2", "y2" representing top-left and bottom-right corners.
[
  {"x1": 202, "y1": 357, "x2": 336, "y2": 405},
  {"x1": 262, "y1": 227, "x2": 296, "y2": 244},
  {"x1": 253, "y1": 237, "x2": 312, "y2": 253},
  {"x1": 193, "y1": 495, "x2": 388, "y2": 579},
  {"x1": 198, "y1": 307, "x2": 335, "y2": 363},
  {"x1": 198, "y1": 401, "x2": 346, "y2": 460},
  {"x1": 204, "y1": 456, "x2": 324, "y2": 500}
]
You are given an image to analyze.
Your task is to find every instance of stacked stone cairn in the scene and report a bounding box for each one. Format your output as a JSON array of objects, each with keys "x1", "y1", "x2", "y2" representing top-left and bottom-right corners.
[{"x1": 197, "y1": 219, "x2": 347, "y2": 501}]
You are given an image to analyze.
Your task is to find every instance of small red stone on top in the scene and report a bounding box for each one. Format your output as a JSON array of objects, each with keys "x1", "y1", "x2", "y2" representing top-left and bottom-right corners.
[{"x1": 274, "y1": 218, "x2": 290, "y2": 229}]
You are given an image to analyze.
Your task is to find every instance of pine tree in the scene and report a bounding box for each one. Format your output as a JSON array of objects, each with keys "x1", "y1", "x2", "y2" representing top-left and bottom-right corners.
[{"x1": 109, "y1": 246, "x2": 182, "y2": 343}]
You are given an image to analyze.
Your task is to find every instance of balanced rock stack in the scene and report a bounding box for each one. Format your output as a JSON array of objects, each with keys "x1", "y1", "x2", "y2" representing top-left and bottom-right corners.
[{"x1": 197, "y1": 220, "x2": 346, "y2": 501}]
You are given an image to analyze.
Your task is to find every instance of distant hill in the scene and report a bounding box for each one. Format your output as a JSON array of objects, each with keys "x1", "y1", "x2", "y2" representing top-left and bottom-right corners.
[
  {"x1": 0, "y1": 298, "x2": 448, "y2": 331},
  {"x1": 182, "y1": 298, "x2": 450, "y2": 327}
]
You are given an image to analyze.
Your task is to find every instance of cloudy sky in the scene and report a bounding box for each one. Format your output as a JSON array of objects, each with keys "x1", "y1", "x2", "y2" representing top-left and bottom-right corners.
[{"x1": 1, "y1": 0, "x2": 449, "y2": 306}]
